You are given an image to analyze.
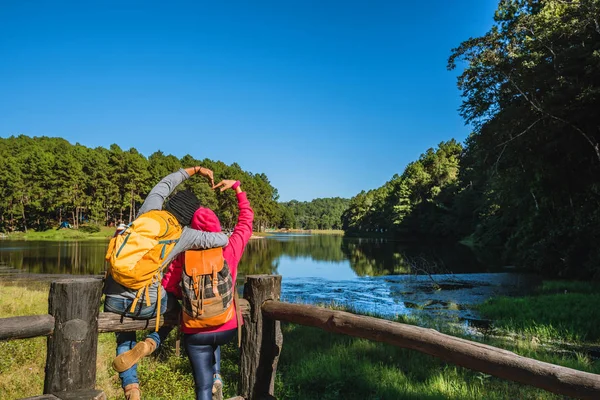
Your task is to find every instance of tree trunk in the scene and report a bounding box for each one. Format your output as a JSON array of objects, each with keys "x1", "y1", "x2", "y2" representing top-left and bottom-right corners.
[
  {"x1": 128, "y1": 188, "x2": 134, "y2": 223},
  {"x1": 21, "y1": 198, "x2": 28, "y2": 233}
]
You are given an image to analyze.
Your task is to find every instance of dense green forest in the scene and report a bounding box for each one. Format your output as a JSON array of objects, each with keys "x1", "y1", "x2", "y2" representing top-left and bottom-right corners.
[
  {"x1": 0, "y1": 135, "x2": 280, "y2": 232},
  {"x1": 343, "y1": 0, "x2": 600, "y2": 279},
  {"x1": 342, "y1": 139, "x2": 462, "y2": 237},
  {"x1": 278, "y1": 198, "x2": 350, "y2": 230},
  {"x1": 0, "y1": 135, "x2": 349, "y2": 233}
]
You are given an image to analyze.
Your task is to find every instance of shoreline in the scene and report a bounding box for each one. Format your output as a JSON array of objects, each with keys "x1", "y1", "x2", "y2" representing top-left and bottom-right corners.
[
  {"x1": 2, "y1": 229, "x2": 270, "y2": 242},
  {"x1": 0, "y1": 229, "x2": 343, "y2": 242}
]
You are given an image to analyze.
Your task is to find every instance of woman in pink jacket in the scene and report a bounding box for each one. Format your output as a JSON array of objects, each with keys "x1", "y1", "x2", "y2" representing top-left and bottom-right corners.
[{"x1": 162, "y1": 179, "x2": 254, "y2": 400}]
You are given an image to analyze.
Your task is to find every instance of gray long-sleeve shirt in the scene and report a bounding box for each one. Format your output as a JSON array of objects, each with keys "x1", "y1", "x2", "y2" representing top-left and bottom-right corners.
[{"x1": 104, "y1": 169, "x2": 228, "y2": 302}]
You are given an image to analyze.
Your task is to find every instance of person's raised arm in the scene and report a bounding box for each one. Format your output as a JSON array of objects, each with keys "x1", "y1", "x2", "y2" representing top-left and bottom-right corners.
[
  {"x1": 137, "y1": 166, "x2": 214, "y2": 217},
  {"x1": 214, "y1": 179, "x2": 254, "y2": 268}
]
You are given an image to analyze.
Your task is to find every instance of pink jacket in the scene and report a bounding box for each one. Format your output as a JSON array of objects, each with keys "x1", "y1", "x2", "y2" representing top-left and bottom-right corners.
[{"x1": 162, "y1": 191, "x2": 254, "y2": 334}]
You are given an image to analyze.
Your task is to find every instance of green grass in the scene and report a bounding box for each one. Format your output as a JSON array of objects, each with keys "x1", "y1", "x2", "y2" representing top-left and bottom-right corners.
[
  {"x1": 0, "y1": 282, "x2": 49, "y2": 399},
  {"x1": 0, "y1": 281, "x2": 119, "y2": 399},
  {"x1": 1, "y1": 281, "x2": 599, "y2": 399},
  {"x1": 5, "y1": 226, "x2": 114, "y2": 241},
  {"x1": 308, "y1": 229, "x2": 345, "y2": 235},
  {"x1": 479, "y1": 280, "x2": 600, "y2": 343},
  {"x1": 273, "y1": 322, "x2": 599, "y2": 400}
]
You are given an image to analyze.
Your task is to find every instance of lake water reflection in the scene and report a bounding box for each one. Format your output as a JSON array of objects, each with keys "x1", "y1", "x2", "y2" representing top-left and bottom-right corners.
[
  {"x1": 0, "y1": 233, "x2": 539, "y2": 323},
  {"x1": 0, "y1": 240, "x2": 109, "y2": 275}
]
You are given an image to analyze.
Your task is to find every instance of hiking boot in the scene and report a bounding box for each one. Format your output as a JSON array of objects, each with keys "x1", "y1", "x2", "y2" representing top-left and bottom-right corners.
[
  {"x1": 113, "y1": 338, "x2": 157, "y2": 373},
  {"x1": 123, "y1": 383, "x2": 141, "y2": 400},
  {"x1": 212, "y1": 373, "x2": 223, "y2": 400}
]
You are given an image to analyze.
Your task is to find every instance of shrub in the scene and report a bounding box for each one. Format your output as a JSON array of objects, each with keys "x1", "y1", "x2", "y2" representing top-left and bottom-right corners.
[{"x1": 79, "y1": 224, "x2": 101, "y2": 233}]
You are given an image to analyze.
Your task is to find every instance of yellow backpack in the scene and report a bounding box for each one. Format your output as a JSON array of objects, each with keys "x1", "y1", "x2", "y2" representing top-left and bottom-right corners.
[{"x1": 105, "y1": 210, "x2": 182, "y2": 330}]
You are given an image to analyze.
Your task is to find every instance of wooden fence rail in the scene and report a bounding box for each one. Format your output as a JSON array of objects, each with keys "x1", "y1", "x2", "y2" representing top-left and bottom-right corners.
[
  {"x1": 0, "y1": 314, "x2": 55, "y2": 340},
  {"x1": 0, "y1": 301, "x2": 248, "y2": 340},
  {"x1": 2, "y1": 274, "x2": 600, "y2": 400},
  {"x1": 262, "y1": 299, "x2": 600, "y2": 400}
]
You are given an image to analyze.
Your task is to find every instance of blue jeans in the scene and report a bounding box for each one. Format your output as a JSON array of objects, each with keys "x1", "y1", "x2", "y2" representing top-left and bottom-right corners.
[
  {"x1": 104, "y1": 293, "x2": 178, "y2": 388},
  {"x1": 184, "y1": 329, "x2": 237, "y2": 400}
]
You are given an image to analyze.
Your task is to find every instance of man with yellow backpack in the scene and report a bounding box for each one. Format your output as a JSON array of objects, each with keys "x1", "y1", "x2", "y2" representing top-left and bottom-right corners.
[{"x1": 103, "y1": 166, "x2": 229, "y2": 400}]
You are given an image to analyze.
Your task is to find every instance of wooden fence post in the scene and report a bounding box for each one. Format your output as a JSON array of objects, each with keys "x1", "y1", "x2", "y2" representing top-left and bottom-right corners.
[
  {"x1": 43, "y1": 278, "x2": 104, "y2": 395},
  {"x1": 240, "y1": 275, "x2": 283, "y2": 400}
]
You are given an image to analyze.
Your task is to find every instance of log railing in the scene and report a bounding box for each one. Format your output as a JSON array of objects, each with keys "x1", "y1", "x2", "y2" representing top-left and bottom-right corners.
[
  {"x1": 2, "y1": 275, "x2": 600, "y2": 400},
  {"x1": 262, "y1": 300, "x2": 600, "y2": 399}
]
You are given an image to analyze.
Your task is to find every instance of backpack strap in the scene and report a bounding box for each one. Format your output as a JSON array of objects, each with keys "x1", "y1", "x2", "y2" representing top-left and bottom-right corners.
[
  {"x1": 154, "y1": 239, "x2": 179, "y2": 331},
  {"x1": 115, "y1": 233, "x2": 132, "y2": 258},
  {"x1": 200, "y1": 276, "x2": 205, "y2": 315},
  {"x1": 155, "y1": 280, "x2": 162, "y2": 332},
  {"x1": 129, "y1": 286, "x2": 152, "y2": 314},
  {"x1": 130, "y1": 292, "x2": 140, "y2": 314},
  {"x1": 158, "y1": 239, "x2": 179, "y2": 259},
  {"x1": 127, "y1": 276, "x2": 163, "y2": 333},
  {"x1": 211, "y1": 267, "x2": 220, "y2": 297}
]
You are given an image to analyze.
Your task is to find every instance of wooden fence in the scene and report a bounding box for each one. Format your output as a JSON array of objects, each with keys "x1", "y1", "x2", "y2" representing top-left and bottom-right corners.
[{"x1": 1, "y1": 275, "x2": 600, "y2": 399}]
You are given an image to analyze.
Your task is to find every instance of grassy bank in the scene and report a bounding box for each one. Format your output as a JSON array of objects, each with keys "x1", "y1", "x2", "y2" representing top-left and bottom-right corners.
[
  {"x1": 3, "y1": 226, "x2": 347, "y2": 241},
  {"x1": 478, "y1": 280, "x2": 600, "y2": 344},
  {"x1": 263, "y1": 229, "x2": 345, "y2": 235},
  {"x1": 6, "y1": 227, "x2": 267, "y2": 241},
  {"x1": 4, "y1": 226, "x2": 115, "y2": 241},
  {"x1": 1, "y1": 281, "x2": 598, "y2": 399}
]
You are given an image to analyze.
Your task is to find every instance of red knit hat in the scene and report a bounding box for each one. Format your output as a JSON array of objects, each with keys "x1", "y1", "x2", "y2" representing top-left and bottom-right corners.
[{"x1": 191, "y1": 207, "x2": 222, "y2": 232}]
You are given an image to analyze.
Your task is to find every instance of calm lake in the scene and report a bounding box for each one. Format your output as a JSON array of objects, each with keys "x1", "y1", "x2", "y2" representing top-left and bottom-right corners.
[{"x1": 0, "y1": 233, "x2": 540, "y2": 327}]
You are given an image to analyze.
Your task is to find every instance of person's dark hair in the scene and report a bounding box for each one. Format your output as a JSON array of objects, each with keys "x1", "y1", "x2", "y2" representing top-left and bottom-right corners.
[{"x1": 164, "y1": 190, "x2": 200, "y2": 226}]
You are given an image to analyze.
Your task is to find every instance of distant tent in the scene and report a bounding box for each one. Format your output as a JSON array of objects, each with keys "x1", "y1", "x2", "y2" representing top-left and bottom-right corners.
[{"x1": 58, "y1": 221, "x2": 72, "y2": 229}]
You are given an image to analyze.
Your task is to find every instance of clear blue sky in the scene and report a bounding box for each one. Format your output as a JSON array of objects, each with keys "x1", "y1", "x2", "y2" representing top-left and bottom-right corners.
[{"x1": 0, "y1": 0, "x2": 497, "y2": 202}]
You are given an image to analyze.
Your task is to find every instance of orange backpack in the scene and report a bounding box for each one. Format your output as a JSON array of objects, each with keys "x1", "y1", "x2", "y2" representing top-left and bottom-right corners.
[
  {"x1": 105, "y1": 210, "x2": 182, "y2": 330},
  {"x1": 180, "y1": 247, "x2": 240, "y2": 332}
]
